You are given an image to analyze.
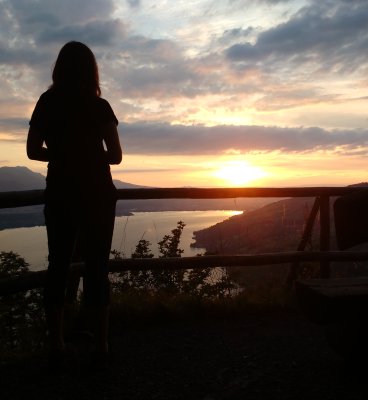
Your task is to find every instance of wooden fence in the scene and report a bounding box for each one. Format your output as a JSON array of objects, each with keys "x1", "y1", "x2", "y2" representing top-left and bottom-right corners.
[{"x1": 1, "y1": 186, "x2": 368, "y2": 295}]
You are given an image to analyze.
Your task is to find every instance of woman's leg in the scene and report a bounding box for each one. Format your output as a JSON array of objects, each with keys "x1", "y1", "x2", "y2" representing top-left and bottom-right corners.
[
  {"x1": 81, "y1": 196, "x2": 116, "y2": 356},
  {"x1": 44, "y1": 198, "x2": 78, "y2": 357}
]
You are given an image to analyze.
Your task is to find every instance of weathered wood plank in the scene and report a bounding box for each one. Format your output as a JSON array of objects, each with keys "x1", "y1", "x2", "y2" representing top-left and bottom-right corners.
[
  {"x1": 0, "y1": 189, "x2": 44, "y2": 208},
  {"x1": 107, "y1": 252, "x2": 368, "y2": 273},
  {"x1": 2, "y1": 252, "x2": 368, "y2": 296},
  {"x1": 319, "y1": 196, "x2": 331, "y2": 278},
  {"x1": 0, "y1": 186, "x2": 363, "y2": 209},
  {"x1": 286, "y1": 198, "x2": 321, "y2": 286},
  {"x1": 115, "y1": 187, "x2": 363, "y2": 200}
]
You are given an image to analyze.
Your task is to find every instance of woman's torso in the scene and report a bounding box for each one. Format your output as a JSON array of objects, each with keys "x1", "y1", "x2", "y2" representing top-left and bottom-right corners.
[{"x1": 34, "y1": 89, "x2": 117, "y2": 195}]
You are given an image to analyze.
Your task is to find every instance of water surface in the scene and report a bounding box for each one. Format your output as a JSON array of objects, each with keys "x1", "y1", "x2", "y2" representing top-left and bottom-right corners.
[{"x1": 0, "y1": 210, "x2": 241, "y2": 270}]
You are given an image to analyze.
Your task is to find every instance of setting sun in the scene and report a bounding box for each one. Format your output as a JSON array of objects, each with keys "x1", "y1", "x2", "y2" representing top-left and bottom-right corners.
[{"x1": 214, "y1": 161, "x2": 267, "y2": 187}]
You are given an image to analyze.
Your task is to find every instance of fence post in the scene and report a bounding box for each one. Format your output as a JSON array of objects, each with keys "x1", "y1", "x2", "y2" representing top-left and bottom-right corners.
[
  {"x1": 319, "y1": 195, "x2": 330, "y2": 278},
  {"x1": 286, "y1": 197, "x2": 320, "y2": 287}
]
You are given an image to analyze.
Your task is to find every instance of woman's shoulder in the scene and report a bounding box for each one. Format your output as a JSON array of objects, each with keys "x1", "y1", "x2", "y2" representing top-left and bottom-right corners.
[
  {"x1": 95, "y1": 97, "x2": 118, "y2": 124},
  {"x1": 36, "y1": 88, "x2": 59, "y2": 106},
  {"x1": 96, "y1": 96, "x2": 113, "y2": 108}
]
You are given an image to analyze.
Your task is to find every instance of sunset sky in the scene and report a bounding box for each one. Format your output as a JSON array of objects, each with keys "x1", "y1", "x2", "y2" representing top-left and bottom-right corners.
[{"x1": 1, "y1": 0, "x2": 368, "y2": 187}]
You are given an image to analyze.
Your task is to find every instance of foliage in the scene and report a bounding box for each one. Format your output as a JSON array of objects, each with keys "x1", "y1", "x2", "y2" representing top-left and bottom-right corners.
[
  {"x1": 131, "y1": 239, "x2": 154, "y2": 259},
  {"x1": 111, "y1": 221, "x2": 235, "y2": 299},
  {"x1": 157, "y1": 220, "x2": 185, "y2": 258},
  {"x1": 0, "y1": 251, "x2": 45, "y2": 351}
]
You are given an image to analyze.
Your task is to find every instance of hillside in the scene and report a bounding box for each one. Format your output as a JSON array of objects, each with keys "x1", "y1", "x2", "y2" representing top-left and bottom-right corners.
[
  {"x1": 192, "y1": 183, "x2": 368, "y2": 256},
  {"x1": 192, "y1": 197, "x2": 332, "y2": 254}
]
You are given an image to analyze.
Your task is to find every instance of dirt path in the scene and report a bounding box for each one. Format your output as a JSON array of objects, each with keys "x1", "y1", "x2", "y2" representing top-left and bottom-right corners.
[{"x1": 1, "y1": 308, "x2": 366, "y2": 400}]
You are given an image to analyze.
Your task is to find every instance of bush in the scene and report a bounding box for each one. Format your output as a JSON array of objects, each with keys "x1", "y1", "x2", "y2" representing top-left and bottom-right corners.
[
  {"x1": 0, "y1": 251, "x2": 45, "y2": 352},
  {"x1": 111, "y1": 221, "x2": 235, "y2": 300}
]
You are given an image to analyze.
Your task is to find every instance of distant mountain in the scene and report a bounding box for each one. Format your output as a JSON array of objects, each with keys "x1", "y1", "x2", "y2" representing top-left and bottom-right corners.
[
  {"x1": 0, "y1": 166, "x2": 46, "y2": 191},
  {"x1": 0, "y1": 166, "x2": 146, "y2": 192}
]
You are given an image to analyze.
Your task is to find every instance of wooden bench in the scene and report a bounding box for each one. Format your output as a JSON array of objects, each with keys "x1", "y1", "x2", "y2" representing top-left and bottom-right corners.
[
  {"x1": 296, "y1": 277, "x2": 368, "y2": 359},
  {"x1": 296, "y1": 277, "x2": 368, "y2": 324}
]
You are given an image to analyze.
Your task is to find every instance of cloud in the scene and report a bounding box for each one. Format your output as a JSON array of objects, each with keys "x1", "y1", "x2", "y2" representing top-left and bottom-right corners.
[
  {"x1": 126, "y1": 0, "x2": 141, "y2": 8},
  {"x1": 126, "y1": 37, "x2": 181, "y2": 63},
  {"x1": 37, "y1": 19, "x2": 126, "y2": 46},
  {"x1": 119, "y1": 121, "x2": 368, "y2": 155},
  {"x1": 99, "y1": 0, "x2": 368, "y2": 109},
  {"x1": 0, "y1": 0, "x2": 123, "y2": 66},
  {"x1": 225, "y1": 1, "x2": 368, "y2": 75},
  {"x1": 0, "y1": 118, "x2": 29, "y2": 131},
  {"x1": 1, "y1": 0, "x2": 368, "y2": 144},
  {"x1": 218, "y1": 27, "x2": 254, "y2": 45},
  {"x1": 103, "y1": 36, "x2": 204, "y2": 98},
  {"x1": 2, "y1": 0, "x2": 367, "y2": 112},
  {"x1": 4, "y1": 0, "x2": 117, "y2": 28},
  {"x1": 7, "y1": 115, "x2": 368, "y2": 157}
]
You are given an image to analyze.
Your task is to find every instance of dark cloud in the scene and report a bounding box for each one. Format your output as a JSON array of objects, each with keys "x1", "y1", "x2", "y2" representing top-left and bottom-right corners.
[
  {"x1": 127, "y1": 0, "x2": 141, "y2": 8},
  {"x1": 0, "y1": 118, "x2": 29, "y2": 131},
  {"x1": 38, "y1": 19, "x2": 126, "y2": 46},
  {"x1": 221, "y1": 27, "x2": 254, "y2": 40},
  {"x1": 104, "y1": 1, "x2": 368, "y2": 103},
  {"x1": 116, "y1": 63, "x2": 199, "y2": 98},
  {"x1": 4, "y1": 0, "x2": 116, "y2": 28},
  {"x1": 0, "y1": 44, "x2": 50, "y2": 66},
  {"x1": 120, "y1": 37, "x2": 181, "y2": 63},
  {"x1": 1, "y1": 0, "x2": 368, "y2": 125},
  {"x1": 119, "y1": 121, "x2": 368, "y2": 155},
  {"x1": 106, "y1": 36, "x2": 205, "y2": 98},
  {"x1": 0, "y1": 0, "x2": 122, "y2": 66},
  {"x1": 226, "y1": 1, "x2": 368, "y2": 74}
]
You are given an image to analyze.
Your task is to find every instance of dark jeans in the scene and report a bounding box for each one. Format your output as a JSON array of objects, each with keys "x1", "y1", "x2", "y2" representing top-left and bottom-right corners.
[{"x1": 44, "y1": 187, "x2": 116, "y2": 307}]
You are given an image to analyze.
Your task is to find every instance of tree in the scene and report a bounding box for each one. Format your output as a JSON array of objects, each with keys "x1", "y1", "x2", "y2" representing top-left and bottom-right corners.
[
  {"x1": 131, "y1": 239, "x2": 154, "y2": 259},
  {"x1": 0, "y1": 251, "x2": 44, "y2": 350},
  {"x1": 158, "y1": 220, "x2": 185, "y2": 258}
]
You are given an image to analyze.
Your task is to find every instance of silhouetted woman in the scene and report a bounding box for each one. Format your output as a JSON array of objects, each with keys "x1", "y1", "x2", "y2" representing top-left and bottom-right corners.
[{"x1": 27, "y1": 41, "x2": 122, "y2": 369}]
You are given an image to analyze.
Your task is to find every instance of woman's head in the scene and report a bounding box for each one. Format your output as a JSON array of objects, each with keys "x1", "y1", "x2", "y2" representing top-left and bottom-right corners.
[{"x1": 51, "y1": 41, "x2": 101, "y2": 97}]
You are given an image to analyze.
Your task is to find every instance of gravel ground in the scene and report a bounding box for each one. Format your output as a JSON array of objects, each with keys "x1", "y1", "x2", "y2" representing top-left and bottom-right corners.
[{"x1": 1, "y1": 308, "x2": 367, "y2": 400}]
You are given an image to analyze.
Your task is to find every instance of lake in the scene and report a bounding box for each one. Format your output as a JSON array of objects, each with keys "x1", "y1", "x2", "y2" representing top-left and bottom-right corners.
[{"x1": 0, "y1": 210, "x2": 242, "y2": 271}]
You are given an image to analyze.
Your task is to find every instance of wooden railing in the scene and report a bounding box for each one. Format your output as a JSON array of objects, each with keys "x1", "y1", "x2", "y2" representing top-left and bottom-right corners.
[{"x1": 1, "y1": 186, "x2": 368, "y2": 295}]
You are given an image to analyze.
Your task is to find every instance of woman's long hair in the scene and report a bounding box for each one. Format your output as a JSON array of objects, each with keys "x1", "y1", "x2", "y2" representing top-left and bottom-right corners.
[{"x1": 51, "y1": 41, "x2": 101, "y2": 97}]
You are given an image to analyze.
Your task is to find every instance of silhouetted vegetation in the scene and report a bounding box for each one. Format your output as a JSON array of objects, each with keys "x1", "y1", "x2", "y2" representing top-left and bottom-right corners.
[
  {"x1": 0, "y1": 251, "x2": 45, "y2": 354},
  {"x1": 0, "y1": 222, "x2": 237, "y2": 354},
  {"x1": 111, "y1": 221, "x2": 235, "y2": 300}
]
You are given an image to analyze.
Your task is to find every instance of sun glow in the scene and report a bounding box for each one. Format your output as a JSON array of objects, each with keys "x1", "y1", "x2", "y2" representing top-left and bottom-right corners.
[{"x1": 214, "y1": 160, "x2": 267, "y2": 187}]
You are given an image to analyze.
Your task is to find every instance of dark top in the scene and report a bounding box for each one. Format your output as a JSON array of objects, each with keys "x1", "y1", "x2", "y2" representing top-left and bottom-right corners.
[{"x1": 29, "y1": 88, "x2": 118, "y2": 195}]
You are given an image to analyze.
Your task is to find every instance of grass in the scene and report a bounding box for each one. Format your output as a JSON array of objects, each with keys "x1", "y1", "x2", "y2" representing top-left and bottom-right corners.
[{"x1": 0, "y1": 283, "x2": 297, "y2": 359}]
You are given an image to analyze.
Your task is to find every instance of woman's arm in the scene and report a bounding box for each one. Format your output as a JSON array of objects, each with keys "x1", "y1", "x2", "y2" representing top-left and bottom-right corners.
[
  {"x1": 26, "y1": 126, "x2": 49, "y2": 162},
  {"x1": 103, "y1": 122, "x2": 122, "y2": 165}
]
